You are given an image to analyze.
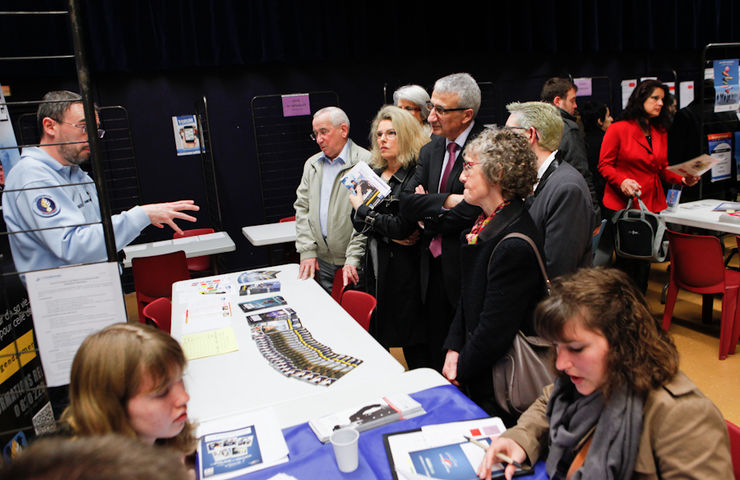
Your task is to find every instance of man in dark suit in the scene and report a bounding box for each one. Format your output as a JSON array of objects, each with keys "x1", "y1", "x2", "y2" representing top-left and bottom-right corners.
[
  {"x1": 541, "y1": 77, "x2": 600, "y2": 222},
  {"x1": 401, "y1": 73, "x2": 484, "y2": 371},
  {"x1": 505, "y1": 101, "x2": 594, "y2": 279}
]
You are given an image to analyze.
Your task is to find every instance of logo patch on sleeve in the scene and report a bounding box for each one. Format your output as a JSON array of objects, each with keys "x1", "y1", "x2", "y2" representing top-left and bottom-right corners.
[{"x1": 33, "y1": 196, "x2": 60, "y2": 217}]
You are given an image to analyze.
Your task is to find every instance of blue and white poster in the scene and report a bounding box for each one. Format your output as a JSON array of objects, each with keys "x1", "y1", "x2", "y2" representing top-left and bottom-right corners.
[
  {"x1": 0, "y1": 85, "x2": 21, "y2": 178},
  {"x1": 172, "y1": 114, "x2": 201, "y2": 156},
  {"x1": 713, "y1": 59, "x2": 740, "y2": 113},
  {"x1": 707, "y1": 132, "x2": 732, "y2": 182}
]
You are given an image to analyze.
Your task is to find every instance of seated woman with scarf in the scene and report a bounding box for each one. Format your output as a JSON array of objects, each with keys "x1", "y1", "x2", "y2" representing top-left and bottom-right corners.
[{"x1": 477, "y1": 268, "x2": 733, "y2": 480}]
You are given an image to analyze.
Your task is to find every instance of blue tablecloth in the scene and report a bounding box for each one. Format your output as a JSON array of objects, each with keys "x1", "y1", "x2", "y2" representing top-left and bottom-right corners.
[{"x1": 242, "y1": 384, "x2": 547, "y2": 479}]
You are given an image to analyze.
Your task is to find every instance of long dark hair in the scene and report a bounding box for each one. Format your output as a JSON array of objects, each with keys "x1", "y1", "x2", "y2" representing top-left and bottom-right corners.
[{"x1": 621, "y1": 79, "x2": 670, "y2": 131}]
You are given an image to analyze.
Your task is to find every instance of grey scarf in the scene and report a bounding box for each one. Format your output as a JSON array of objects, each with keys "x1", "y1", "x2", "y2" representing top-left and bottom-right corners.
[{"x1": 545, "y1": 377, "x2": 643, "y2": 480}]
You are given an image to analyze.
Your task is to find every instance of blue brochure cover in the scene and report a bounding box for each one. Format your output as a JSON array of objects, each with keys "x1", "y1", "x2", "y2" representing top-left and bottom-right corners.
[
  {"x1": 199, "y1": 425, "x2": 262, "y2": 478},
  {"x1": 409, "y1": 439, "x2": 491, "y2": 480}
]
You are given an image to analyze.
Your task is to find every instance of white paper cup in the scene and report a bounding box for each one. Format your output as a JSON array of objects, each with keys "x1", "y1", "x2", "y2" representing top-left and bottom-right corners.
[{"x1": 330, "y1": 427, "x2": 359, "y2": 473}]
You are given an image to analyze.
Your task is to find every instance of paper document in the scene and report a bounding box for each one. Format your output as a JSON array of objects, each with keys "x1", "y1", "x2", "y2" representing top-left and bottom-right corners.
[
  {"x1": 26, "y1": 263, "x2": 126, "y2": 386},
  {"x1": 181, "y1": 327, "x2": 238, "y2": 360},
  {"x1": 340, "y1": 162, "x2": 391, "y2": 208},
  {"x1": 666, "y1": 154, "x2": 718, "y2": 178}
]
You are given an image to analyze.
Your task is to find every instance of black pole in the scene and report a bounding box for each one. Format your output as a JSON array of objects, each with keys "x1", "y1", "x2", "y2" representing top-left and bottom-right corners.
[{"x1": 67, "y1": 0, "x2": 117, "y2": 262}]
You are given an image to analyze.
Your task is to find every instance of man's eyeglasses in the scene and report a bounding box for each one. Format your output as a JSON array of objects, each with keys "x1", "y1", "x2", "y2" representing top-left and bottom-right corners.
[
  {"x1": 60, "y1": 121, "x2": 105, "y2": 139},
  {"x1": 310, "y1": 127, "x2": 333, "y2": 142},
  {"x1": 425, "y1": 102, "x2": 469, "y2": 115}
]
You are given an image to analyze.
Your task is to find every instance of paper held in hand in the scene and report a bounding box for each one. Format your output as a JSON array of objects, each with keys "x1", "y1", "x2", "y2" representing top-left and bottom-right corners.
[
  {"x1": 340, "y1": 161, "x2": 392, "y2": 209},
  {"x1": 666, "y1": 154, "x2": 718, "y2": 177}
]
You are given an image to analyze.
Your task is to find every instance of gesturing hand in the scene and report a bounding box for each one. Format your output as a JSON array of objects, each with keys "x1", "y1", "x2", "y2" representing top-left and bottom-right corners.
[{"x1": 140, "y1": 200, "x2": 199, "y2": 234}]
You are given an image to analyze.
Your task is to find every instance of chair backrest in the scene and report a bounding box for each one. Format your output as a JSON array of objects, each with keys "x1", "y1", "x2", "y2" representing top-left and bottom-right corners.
[
  {"x1": 728, "y1": 420, "x2": 740, "y2": 480},
  {"x1": 173, "y1": 228, "x2": 215, "y2": 271},
  {"x1": 340, "y1": 290, "x2": 376, "y2": 332},
  {"x1": 132, "y1": 251, "x2": 190, "y2": 322},
  {"x1": 279, "y1": 216, "x2": 296, "y2": 223},
  {"x1": 173, "y1": 228, "x2": 216, "y2": 239},
  {"x1": 142, "y1": 297, "x2": 173, "y2": 333},
  {"x1": 667, "y1": 230, "x2": 727, "y2": 290},
  {"x1": 330, "y1": 268, "x2": 345, "y2": 303}
]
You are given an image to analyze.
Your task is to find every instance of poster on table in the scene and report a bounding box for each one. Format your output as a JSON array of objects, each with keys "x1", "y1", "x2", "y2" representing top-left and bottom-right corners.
[
  {"x1": 712, "y1": 59, "x2": 740, "y2": 113},
  {"x1": 0, "y1": 273, "x2": 55, "y2": 462},
  {"x1": 0, "y1": 85, "x2": 21, "y2": 176},
  {"x1": 172, "y1": 114, "x2": 201, "y2": 156},
  {"x1": 707, "y1": 132, "x2": 732, "y2": 182}
]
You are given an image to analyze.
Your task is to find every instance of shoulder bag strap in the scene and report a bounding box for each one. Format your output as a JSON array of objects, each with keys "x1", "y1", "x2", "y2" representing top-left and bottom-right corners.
[{"x1": 487, "y1": 232, "x2": 551, "y2": 295}]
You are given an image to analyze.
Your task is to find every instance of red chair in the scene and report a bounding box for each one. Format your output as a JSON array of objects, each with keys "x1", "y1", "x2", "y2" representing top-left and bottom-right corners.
[
  {"x1": 173, "y1": 228, "x2": 216, "y2": 273},
  {"x1": 663, "y1": 230, "x2": 740, "y2": 360},
  {"x1": 330, "y1": 268, "x2": 345, "y2": 303},
  {"x1": 728, "y1": 420, "x2": 740, "y2": 480},
  {"x1": 132, "y1": 251, "x2": 190, "y2": 324},
  {"x1": 340, "y1": 290, "x2": 376, "y2": 332},
  {"x1": 279, "y1": 216, "x2": 295, "y2": 223},
  {"x1": 142, "y1": 297, "x2": 172, "y2": 333}
]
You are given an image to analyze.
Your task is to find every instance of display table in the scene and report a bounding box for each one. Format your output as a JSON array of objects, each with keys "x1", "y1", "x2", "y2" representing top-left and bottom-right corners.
[
  {"x1": 171, "y1": 264, "x2": 405, "y2": 426},
  {"x1": 242, "y1": 221, "x2": 296, "y2": 246},
  {"x1": 122, "y1": 231, "x2": 235, "y2": 267},
  {"x1": 243, "y1": 384, "x2": 547, "y2": 480},
  {"x1": 661, "y1": 199, "x2": 740, "y2": 234},
  {"x1": 172, "y1": 264, "x2": 547, "y2": 479}
]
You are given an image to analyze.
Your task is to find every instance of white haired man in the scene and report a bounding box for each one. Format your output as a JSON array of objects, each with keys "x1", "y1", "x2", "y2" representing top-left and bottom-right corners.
[{"x1": 294, "y1": 106, "x2": 369, "y2": 292}]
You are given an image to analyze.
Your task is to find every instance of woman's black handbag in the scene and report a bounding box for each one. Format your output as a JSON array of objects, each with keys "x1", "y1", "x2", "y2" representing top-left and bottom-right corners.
[
  {"x1": 488, "y1": 233, "x2": 556, "y2": 416},
  {"x1": 613, "y1": 196, "x2": 668, "y2": 262}
]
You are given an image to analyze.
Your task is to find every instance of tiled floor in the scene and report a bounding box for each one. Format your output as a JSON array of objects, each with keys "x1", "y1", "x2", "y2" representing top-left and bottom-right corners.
[{"x1": 647, "y1": 260, "x2": 740, "y2": 424}]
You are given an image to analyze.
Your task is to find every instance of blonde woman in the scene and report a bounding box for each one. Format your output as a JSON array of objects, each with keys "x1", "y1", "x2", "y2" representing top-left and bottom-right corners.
[{"x1": 348, "y1": 105, "x2": 430, "y2": 368}]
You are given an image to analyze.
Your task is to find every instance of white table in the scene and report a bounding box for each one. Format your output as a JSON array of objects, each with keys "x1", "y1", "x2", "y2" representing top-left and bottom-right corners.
[
  {"x1": 171, "y1": 264, "x2": 410, "y2": 428},
  {"x1": 661, "y1": 199, "x2": 740, "y2": 235},
  {"x1": 242, "y1": 221, "x2": 296, "y2": 246},
  {"x1": 122, "y1": 231, "x2": 235, "y2": 267}
]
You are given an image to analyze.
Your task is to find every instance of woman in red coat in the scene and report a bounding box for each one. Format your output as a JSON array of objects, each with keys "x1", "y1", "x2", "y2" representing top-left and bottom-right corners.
[{"x1": 598, "y1": 79, "x2": 698, "y2": 291}]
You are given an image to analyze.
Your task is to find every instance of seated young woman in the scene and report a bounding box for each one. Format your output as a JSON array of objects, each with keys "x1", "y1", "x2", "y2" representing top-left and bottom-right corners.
[
  {"x1": 477, "y1": 268, "x2": 733, "y2": 480},
  {"x1": 59, "y1": 323, "x2": 196, "y2": 456}
]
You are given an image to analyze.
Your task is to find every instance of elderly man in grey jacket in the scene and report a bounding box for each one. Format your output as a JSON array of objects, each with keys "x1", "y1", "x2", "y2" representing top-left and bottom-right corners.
[{"x1": 294, "y1": 106, "x2": 369, "y2": 293}]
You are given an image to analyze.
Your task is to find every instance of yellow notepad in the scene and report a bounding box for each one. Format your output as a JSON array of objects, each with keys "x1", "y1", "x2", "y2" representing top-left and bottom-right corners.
[{"x1": 181, "y1": 327, "x2": 238, "y2": 360}]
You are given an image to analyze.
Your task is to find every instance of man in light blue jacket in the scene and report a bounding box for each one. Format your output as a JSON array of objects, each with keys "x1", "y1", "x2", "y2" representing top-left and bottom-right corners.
[{"x1": 3, "y1": 91, "x2": 199, "y2": 275}]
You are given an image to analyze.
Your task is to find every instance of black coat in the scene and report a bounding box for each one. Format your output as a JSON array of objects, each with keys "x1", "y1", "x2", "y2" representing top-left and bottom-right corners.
[
  {"x1": 352, "y1": 165, "x2": 423, "y2": 347},
  {"x1": 443, "y1": 199, "x2": 546, "y2": 411},
  {"x1": 400, "y1": 122, "x2": 485, "y2": 305}
]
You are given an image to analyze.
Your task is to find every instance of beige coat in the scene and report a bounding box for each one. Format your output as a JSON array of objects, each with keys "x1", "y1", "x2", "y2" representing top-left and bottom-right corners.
[
  {"x1": 293, "y1": 139, "x2": 369, "y2": 266},
  {"x1": 503, "y1": 371, "x2": 733, "y2": 479}
]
